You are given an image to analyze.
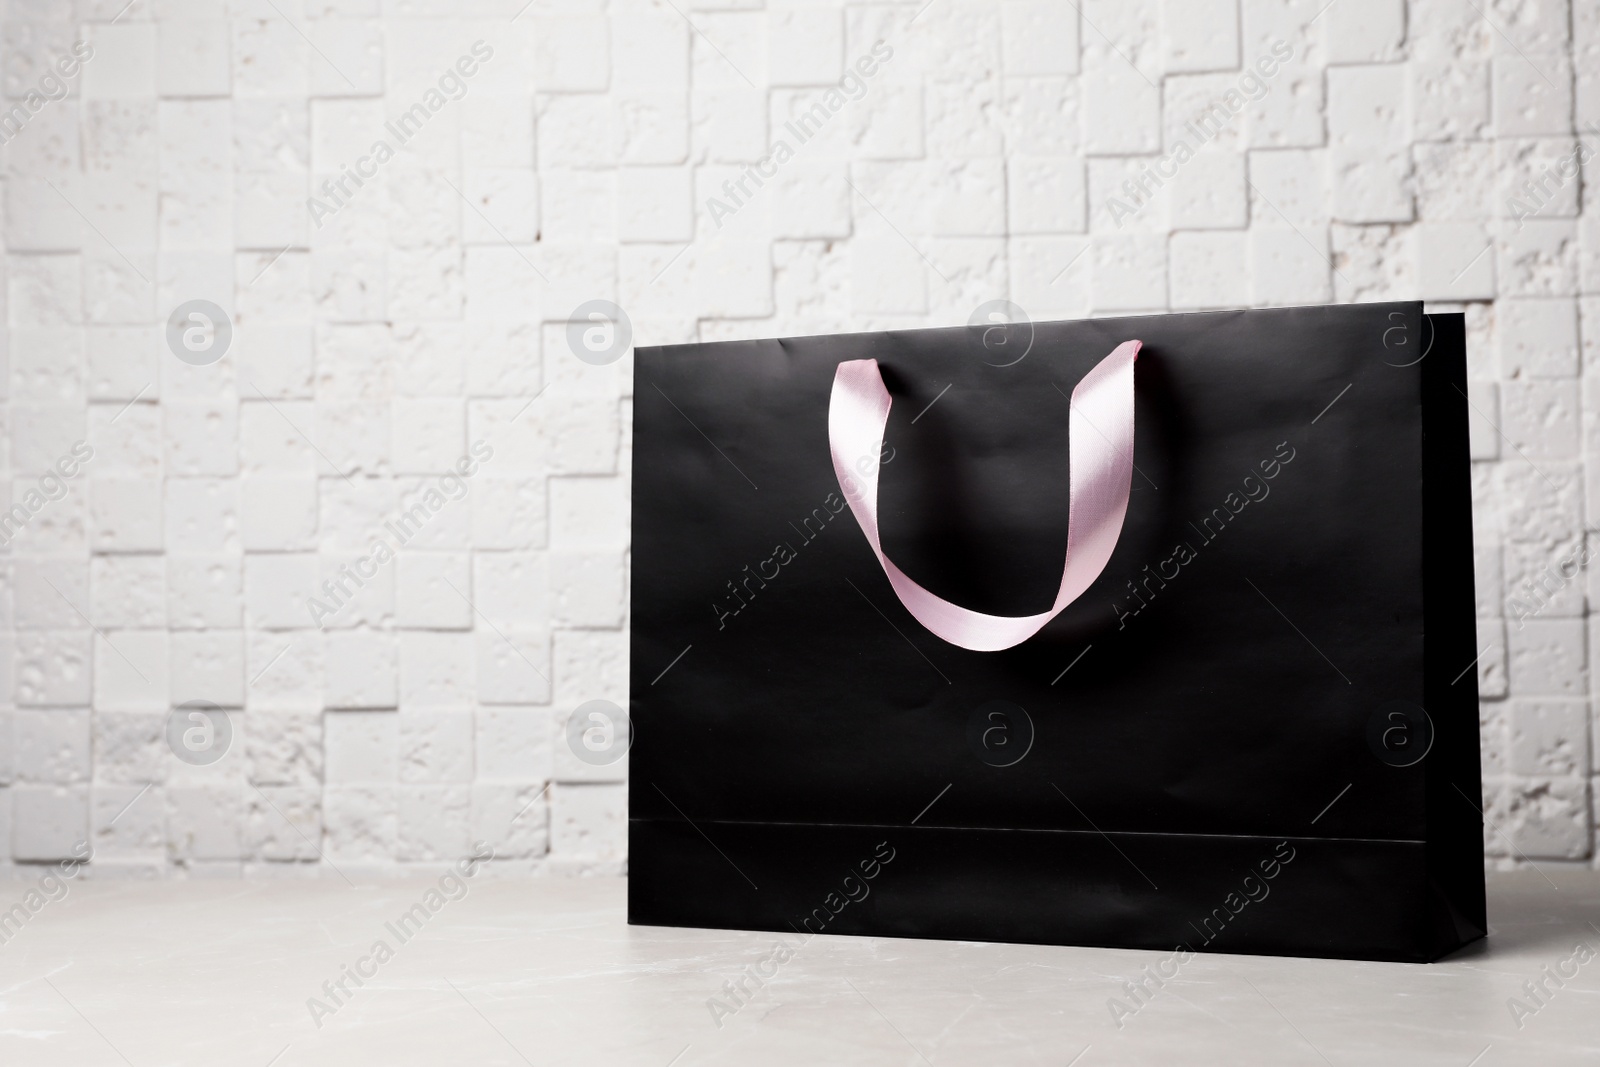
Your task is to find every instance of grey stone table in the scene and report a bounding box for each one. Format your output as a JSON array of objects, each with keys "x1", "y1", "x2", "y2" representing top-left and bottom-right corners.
[{"x1": 0, "y1": 871, "x2": 1594, "y2": 1065}]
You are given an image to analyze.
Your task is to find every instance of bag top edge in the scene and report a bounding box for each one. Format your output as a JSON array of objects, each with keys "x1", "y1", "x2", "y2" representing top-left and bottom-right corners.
[{"x1": 633, "y1": 299, "x2": 1426, "y2": 358}]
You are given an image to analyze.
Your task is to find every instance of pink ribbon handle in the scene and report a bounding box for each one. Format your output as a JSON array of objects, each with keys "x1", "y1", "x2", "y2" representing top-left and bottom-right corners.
[{"x1": 828, "y1": 340, "x2": 1141, "y2": 652}]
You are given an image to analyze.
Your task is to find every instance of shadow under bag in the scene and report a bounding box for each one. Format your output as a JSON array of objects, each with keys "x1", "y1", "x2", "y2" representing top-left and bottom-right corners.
[{"x1": 629, "y1": 302, "x2": 1484, "y2": 963}]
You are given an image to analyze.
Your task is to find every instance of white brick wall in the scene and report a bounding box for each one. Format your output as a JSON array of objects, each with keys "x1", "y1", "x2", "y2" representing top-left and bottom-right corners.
[{"x1": 0, "y1": 0, "x2": 1593, "y2": 876}]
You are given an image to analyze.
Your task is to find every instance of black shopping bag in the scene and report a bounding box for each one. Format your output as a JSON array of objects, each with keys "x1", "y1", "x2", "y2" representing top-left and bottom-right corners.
[{"x1": 628, "y1": 302, "x2": 1484, "y2": 963}]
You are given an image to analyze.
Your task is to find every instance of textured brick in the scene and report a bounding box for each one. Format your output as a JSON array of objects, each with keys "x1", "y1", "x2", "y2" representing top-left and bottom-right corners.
[
  {"x1": 1497, "y1": 138, "x2": 1583, "y2": 222},
  {"x1": 1501, "y1": 296, "x2": 1579, "y2": 377},
  {"x1": 988, "y1": 8, "x2": 1068, "y2": 79},
  {"x1": 1414, "y1": 142, "x2": 1494, "y2": 223},
  {"x1": 475, "y1": 707, "x2": 553, "y2": 782},
  {"x1": 533, "y1": 15, "x2": 610, "y2": 93},
  {"x1": 170, "y1": 630, "x2": 245, "y2": 707},
  {"x1": 1482, "y1": 701, "x2": 1510, "y2": 778},
  {"x1": 1242, "y1": 64, "x2": 1323, "y2": 149},
  {"x1": 1160, "y1": 0, "x2": 1238, "y2": 73},
  {"x1": 1090, "y1": 233, "x2": 1167, "y2": 311},
  {"x1": 1498, "y1": 219, "x2": 1579, "y2": 297},
  {"x1": 1492, "y1": 53, "x2": 1574, "y2": 137},
  {"x1": 93, "y1": 711, "x2": 167, "y2": 785},
  {"x1": 15, "y1": 710, "x2": 91, "y2": 785},
  {"x1": 850, "y1": 237, "x2": 927, "y2": 315},
  {"x1": 93, "y1": 630, "x2": 168, "y2": 711},
  {"x1": 1082, "y1": 66, "x2": 1160, "y2": 157},
  {"x1": 1508, "y1": 619, "x2": 1587, "y2": 697},
  {"x1": 12, "y1": 785, "x2": 89, "y2": 861},
  {"x1": 1510, "y1": 700, "x2": 1591, "y2": 777},
  {"x1": 1007, "y1": 155, "x2": 1086, "y2": 235},
  {"x1": 243, "y1": 785, "x2": 321, "y2": 863},
  {"x1": 1167, "y1": 152, "x2": 1248, "y2": 230},
  {"x1": 93, "y1": 782, "x2": 164, "y2": 862},
  {"x1": 1413, "y1": 57, "x2": 1491, "y2": 141},
  {"x1": 1326, "y1": 65, "x2": 1413, "y2": 223},
  {"x1": 324, "y1": 710, "x2": 397, "y2": 784},
  {"x1": 1505, "y1": 778, "x2": 1591, "y2": 860},
  {"x1": 167, "y1": 556, "x2": 243, "y2": 630},
  {"x1": 616, "y1": 167, "x2": 695, "y2": 244},
  {"x1": 397, "y1": 784, "x2": 471, "y2": 862},
  {"x1": 475, "y1": 627, "x2": 552, "y2": 706},
  {"x1": 395, "y1": 552, "x2": 472, "y2": 630},
  {"x1": 1169, "y1": 231, "x2": 1249, "y2": 309},
  {"x1": 323, "y1": 785, "x2": 396, "y2": 864},
  {"x1": 549, "y1": 781, "x2": 626, "y2": 860},
  {"x1": 324, "y1": 632, "x2": 398, "y2": 710},
  {"x1": 472, "y1": 781, "x2": 549, "y2": 860},
  {"x1": 1249, "y1": 226, "x2": 1333, "y2": 306},
  {"x1": 15, "y1": 630, "x2": 90, "y2": 708},
  {"x1": 168, "y1": 785, "x2": 243, "y2": 863},
  {"x1": 398, "y1": 631, "x2": 475, "y2": 708},
  {"x1": 1500, "y1": 381, "x2": 1579, "y2": 459},
  {"x1": 1478, "y1": 618, "x2": 1510, "y2": 700},
  {"x1": 244, "y1": 711, "x2": 324, "y2": 789},
  {"x1": 398, "y1": 709, "x2": 474, "y2": 784},
  {"x1": 1414, "y1": 222, "x2": 1496, "y2": 301}
]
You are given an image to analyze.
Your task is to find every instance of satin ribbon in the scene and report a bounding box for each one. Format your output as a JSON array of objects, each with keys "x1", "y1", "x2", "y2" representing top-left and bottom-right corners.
[{"x1": 828, "y1": 340, "x2": 1140, "y2": 652}]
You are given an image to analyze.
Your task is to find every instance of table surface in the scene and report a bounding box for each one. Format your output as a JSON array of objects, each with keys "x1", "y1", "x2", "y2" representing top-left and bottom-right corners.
[{"x1": 0, "y1": 870, "x2": 1595, "y2": 1066}]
